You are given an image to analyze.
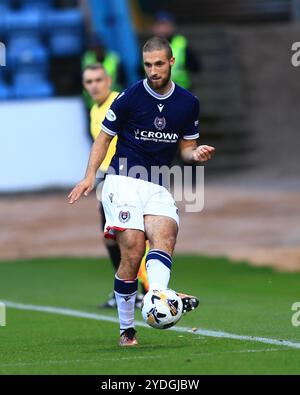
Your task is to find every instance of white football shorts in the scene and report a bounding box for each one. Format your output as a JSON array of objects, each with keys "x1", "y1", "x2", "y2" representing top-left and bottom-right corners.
[{"x1": 102, "y1": 175, "x2": 179, "y2": 239}]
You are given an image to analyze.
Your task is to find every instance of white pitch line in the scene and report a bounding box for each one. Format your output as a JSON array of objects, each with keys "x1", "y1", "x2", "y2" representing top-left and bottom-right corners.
[{"x1": 3, "y1": 300, "x2": 300, "y2": 350}]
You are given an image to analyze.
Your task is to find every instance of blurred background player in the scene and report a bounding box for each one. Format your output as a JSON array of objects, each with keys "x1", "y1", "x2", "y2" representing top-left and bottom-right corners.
[
  {"x1": 151, "y1": 11, "x2": 201, "y2": 90},
  {"x1": 82, "y1": 63, "x2": 149, "y2": 308},
  {"x1": 81, "y1": 36, "x2": 126, "y2": 110}
]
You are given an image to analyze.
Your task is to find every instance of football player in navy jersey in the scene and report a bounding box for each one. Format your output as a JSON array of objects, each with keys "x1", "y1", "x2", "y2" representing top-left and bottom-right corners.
[{"x1": 68, "y1": 36, "x2": 215, "y2": 346}]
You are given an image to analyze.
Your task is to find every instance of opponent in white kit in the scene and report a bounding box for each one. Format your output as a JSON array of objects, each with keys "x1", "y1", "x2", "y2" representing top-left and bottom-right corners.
[{"x1": 68, "y1": 36, "x2": 215, "y2": 346}]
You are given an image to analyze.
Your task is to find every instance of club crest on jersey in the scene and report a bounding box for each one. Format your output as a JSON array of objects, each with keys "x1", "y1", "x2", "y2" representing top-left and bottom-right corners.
[
  {"x1": 154, "y1": 116, "x2": 166, "y2": 131},
  {"x1": 119, "y1": 210, "x2": 131, "y2": 223}
]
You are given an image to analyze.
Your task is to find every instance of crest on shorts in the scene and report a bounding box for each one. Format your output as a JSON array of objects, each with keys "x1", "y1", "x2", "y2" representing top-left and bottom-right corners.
[
  {"x1": 154, "y1": 116, "x2": 166, "y2": 131},
  {"x1": 119, "y1": 210, "x2": 131, "y2": 223}
]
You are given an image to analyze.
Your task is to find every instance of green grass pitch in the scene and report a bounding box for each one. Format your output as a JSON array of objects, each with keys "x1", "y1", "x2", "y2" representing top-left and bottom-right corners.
[{"x1": 0, "y1": 256, "x2": 300, "y2": 375}]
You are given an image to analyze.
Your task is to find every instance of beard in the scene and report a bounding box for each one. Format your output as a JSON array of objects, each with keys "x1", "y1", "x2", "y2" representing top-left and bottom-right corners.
[{"x1": 147, "y1": 67, "x2": 172, "y2": 91}]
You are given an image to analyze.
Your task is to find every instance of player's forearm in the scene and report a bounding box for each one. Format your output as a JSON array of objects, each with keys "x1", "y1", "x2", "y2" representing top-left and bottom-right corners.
[{"x1": 85, "y1": 131, "x2": 112, "y2": 178}]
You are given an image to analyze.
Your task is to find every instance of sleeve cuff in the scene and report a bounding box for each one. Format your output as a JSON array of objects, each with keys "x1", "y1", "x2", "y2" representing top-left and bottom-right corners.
[
  {"x1": 101, "y1": 124, "x2": 117, "y2": 136},
  {"x1": 183, "y1": 133, "x2": 199, "y2": 140}
]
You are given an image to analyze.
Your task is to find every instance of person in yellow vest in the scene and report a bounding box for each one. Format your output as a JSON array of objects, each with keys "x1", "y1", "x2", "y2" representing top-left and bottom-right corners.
[
  {"x1": 82, "y1": 63, "x2": 149, "y2": 308},
  {"x1": 151, "y1": 11, "x2": 201, "y2": 89},
  {"x1": 82, "y1": 36, "x2": 126, "y2": 110}
]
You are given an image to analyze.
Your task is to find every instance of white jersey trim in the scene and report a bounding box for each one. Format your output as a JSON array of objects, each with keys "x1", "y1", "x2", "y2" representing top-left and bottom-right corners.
[
  {"x1": 101, "y1": 124, "x2": 117, "y2": 136},
  {"x1": 143, "y1": 79, "x2": 175, "y2": 100},
  {"x1": 183, "y1": 133, "x2": 199, "y2": 140}
]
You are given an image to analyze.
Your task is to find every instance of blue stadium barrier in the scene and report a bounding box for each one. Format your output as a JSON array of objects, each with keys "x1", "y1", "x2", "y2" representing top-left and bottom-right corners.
[
  {"x1": 13, "y1": 71, "x2": 54, "y2": 99},
  {"x1": 88, "y1": 0, "x2": 139, "y2": 84},
  {"x1": 109, "y1": 0, "x2": 140, "y2": 84},
  {"x1": 47, "y1": 9, "x2": 83, "y2": 56}
]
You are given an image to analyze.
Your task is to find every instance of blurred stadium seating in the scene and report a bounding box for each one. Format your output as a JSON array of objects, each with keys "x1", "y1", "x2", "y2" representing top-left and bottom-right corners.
[
  {"x1": 47, "y1": 9, "x2": 83, "y2": 56},
  {"x1": 19, "y1": 0, "x2": 54, "y2": 11},
  {"x1": 8, "y1": 36, "x2": 49, "y2": 72},
  {"x1": 0, "y1": 80, "x2": 10, "y2": 100},
  {"x1": 0, "y1": 0, "x2": 13, "y2": 13},
  {"x1": 13, "y1": 71, "x2": 54, "y2": 99},
  {"x1": 0, "y1": 0, "x2": 83, "y2": 100}
]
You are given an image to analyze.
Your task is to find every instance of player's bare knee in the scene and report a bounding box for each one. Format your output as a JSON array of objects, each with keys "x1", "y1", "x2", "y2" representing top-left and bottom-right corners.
[{"x1": 117, "y1": 230, "x2": 145, "y2": 259}]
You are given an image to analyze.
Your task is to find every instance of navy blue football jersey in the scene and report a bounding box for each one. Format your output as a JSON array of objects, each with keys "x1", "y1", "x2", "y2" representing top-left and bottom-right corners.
[{"x1": 101, "y1": 79, "x2": 200, "y2": 184}]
